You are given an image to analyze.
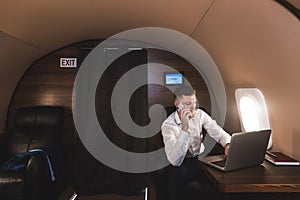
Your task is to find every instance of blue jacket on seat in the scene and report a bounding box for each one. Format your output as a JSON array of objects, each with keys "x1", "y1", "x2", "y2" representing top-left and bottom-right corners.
[{"x1": 2, "y1": 148, "x2": 56, "y2": 181}]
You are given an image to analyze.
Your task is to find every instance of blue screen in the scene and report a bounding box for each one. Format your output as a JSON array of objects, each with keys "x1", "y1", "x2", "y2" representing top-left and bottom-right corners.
[{"x1": 165, "y1": 73, "x2": 183, "y2": 85}]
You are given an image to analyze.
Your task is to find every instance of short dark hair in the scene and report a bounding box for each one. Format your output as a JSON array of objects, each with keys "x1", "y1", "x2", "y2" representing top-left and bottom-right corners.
[{"x1": 173, "y1": 85, "x2": 196, "y2": 100}]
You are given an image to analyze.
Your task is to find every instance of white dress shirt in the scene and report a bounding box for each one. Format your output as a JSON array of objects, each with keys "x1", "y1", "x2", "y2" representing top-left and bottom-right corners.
[{"x1": 161, "y1": 109, "x2": 231, "y2": 166}]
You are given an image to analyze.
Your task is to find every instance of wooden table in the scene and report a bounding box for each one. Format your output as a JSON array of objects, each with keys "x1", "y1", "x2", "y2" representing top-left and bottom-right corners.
[{"x1": 201, "y1": 161, "x2": 300, "y2": 199}]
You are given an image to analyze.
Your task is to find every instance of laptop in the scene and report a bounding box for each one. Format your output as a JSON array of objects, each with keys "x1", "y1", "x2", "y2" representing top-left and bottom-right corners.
[{"x1": 198, "y1": 129, "x2": 271, "y2": 172}]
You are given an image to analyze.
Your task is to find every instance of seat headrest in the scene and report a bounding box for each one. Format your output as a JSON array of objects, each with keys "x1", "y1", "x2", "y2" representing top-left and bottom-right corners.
[{"x1": 15, "y1": 106, "x2": 64, "y2": 128}]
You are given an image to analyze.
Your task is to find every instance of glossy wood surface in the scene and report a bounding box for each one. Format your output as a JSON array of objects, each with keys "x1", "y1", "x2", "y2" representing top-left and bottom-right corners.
[{"x1": 201, "y1": 161, "x2": 300, "y2": 193}]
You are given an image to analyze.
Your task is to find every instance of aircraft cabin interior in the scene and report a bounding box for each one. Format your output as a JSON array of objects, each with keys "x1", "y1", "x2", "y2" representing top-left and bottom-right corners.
[{"x1": 1, "y1": 0, "x2": 300, "y2": 200}]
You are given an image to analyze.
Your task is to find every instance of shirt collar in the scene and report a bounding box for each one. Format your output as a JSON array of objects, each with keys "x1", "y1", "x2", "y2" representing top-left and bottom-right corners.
[{"x1": 174, "y1": 111, "x2": 181, "y2": 125}]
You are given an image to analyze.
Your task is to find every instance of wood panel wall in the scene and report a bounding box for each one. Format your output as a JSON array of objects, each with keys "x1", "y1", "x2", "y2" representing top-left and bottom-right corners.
[
  {"x1": 6, "y1": 40, "x2": 101, "y2": 178},
  {"x1": 6, "y1": 40, "x2": 211, "y2": 178},
  {"x1": 147, "y1": 49, "x2": 211, "y2": 112}
]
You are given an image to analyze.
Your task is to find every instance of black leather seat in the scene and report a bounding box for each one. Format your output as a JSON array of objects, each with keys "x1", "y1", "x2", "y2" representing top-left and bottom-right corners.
[
  {"x1": 155, "y1": 144, "x2": 223, "y2": 200},
  {"x1": 155, "y1": 106, "x2": 224, "y2": 200},
  {"x1": 0, "y1": 106, "x2": 66, "y2": 200}
]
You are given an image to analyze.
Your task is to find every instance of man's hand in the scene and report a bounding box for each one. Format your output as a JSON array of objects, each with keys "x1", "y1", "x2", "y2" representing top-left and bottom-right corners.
[
  {"x1": 224, "y1": 143, "x2": 230, "y2": 156},
  {"x1": 180, "y1": 109, "x2": 192, "y2": 131}
]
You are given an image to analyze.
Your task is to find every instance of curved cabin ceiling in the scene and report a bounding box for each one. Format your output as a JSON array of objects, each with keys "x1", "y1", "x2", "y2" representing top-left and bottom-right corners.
[
  {"x1": 0, "y1": 0, "x2": 215, "y2": 128},
  {"x1": 1, "y1": 0, "x2": 300, "y2": 157},
  {"x1": 288, "y1": 0, "x2": 300, "y2": 8}
]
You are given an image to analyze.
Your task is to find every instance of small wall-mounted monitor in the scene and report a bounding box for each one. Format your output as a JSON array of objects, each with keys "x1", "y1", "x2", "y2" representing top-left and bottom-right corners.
[{"x1": 164, "y1": 72, "x2": 184, "y2": 85}]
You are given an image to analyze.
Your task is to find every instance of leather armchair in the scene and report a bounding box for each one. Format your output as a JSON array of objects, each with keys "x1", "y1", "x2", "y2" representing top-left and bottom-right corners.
[
  {"x1": 155, "y1": 106, "x2": 224, "y2": 200},
  {"x1": 0, "y1": 106, "x2": 66, "y2": 200},
  {"x1": 155, "y1": 141, "x2": 223, "y2": 200}
]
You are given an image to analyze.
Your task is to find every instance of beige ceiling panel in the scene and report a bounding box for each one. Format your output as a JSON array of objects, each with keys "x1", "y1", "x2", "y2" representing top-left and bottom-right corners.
[
  {"x1": 287, "y1": 0, "x2": 300, "y2": 9},
  {"x1": 0, "y1": 0, "x2": 214, "y2": 51},
  {"x1": 191, "y1": 0, "x2": 300, "y2": 84}
]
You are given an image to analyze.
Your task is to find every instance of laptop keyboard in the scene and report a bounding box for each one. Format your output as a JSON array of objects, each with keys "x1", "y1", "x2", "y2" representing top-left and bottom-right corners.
[{"x1": 211, "y1": 159, "x2": 226, "y2": 168}]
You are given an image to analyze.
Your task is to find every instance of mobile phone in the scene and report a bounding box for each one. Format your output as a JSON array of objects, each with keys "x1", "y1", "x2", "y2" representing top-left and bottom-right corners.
[{"x1": 177, "y1": 102, "x2": 184, "y2": 111}]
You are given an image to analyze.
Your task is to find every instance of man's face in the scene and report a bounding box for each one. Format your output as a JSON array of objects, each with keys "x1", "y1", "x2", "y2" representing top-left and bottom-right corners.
[{"x1": 175, "y1": 94, "x2": 197, "y2": 115}]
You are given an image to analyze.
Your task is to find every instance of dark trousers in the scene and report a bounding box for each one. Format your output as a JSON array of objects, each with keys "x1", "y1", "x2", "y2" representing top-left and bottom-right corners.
[{"x1": 168, "y1": 157, "x2": 216, "y2": 200}]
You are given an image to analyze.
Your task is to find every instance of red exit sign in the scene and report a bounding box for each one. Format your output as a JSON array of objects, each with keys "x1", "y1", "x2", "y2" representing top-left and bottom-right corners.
[{"x1": 60, "y1": 58, "x2": 77, "y2": 68}]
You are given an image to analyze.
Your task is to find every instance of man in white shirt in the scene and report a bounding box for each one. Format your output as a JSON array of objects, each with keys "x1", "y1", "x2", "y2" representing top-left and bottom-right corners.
[{"x1": 161, "y1": 85, "x2": 231, "y2": 199}]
